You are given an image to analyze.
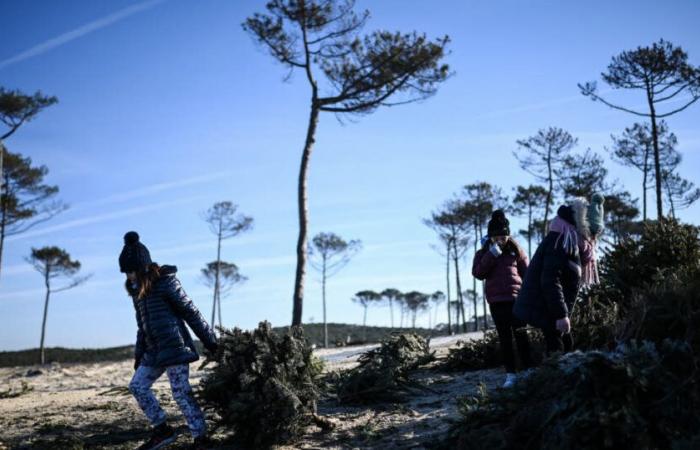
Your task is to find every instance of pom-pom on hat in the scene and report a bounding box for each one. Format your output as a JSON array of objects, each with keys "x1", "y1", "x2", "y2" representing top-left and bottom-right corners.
[
  {"x1": 588, "y1": 193, "x2": 605, "y2": 236},
  {"x1": 487, "y1": 209, "x2": 510, "y2": 237},
  {"x1": 119, "y1": 231, "x2": 152, "y2": 273}
]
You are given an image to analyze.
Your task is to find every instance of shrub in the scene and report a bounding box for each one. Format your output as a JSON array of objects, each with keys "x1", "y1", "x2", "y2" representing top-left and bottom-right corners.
[
  {"x1": 451, "y1": 340, "x2": 700, "y2": 450},
  {"x1": 618, "y1": 267, "x2": 700, "y2": 352},
  {"x1": 198, "y1": 321, "x2": 320, "y2": 448},
  {"x1": 440, "y1": 331, "x2": 502, "y2": 371},
  {"x1": 440, "y1": 329, "x2": 546, "y2": 372},
  {"x1": 570, "y1": 289, "x2": 619, "y2": 351},
  {"x1": 334, "y1": 333, "x2": 434, "y2": 404},
  {"x1": 600, "y1": 219, "x2": 699, "y2": 306}
]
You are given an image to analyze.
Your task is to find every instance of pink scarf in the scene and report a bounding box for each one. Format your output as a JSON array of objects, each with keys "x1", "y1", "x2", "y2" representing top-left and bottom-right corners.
[
  {"x1": 549, "y1": 216, "x2": 599, "y2": 286},
  {"x1": 549, "y1": 216, "x2": 579, "y2": 256}
]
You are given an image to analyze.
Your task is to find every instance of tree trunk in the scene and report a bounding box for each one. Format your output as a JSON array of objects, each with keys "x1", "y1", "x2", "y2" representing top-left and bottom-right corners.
[
  {"x1": 445, "y1": 246, "x2": 452, "y2": 335},
  {"x1": 543, "y1": 151, "x2": 553, "y2": 238},
  {"x1": 211, "y1": 227, "x2": 222, "y2": 326},
  {"x1": 472, "y1": 223, "x2": 479, "y2": 331},
  {"x1": 292, "y1": 104, "x2": 320, "y2": 326},
  {"x1": 0, "y1": 139, "x2": 4, "y2": 203},
  {"x1": 642, "y1": 152, "x2": 649, "y2": 221},
  {"x1": 362, "y1": 305, "x2": 367, "y2": 342},
  {"x1": 646, "y1": 88, "x2": 663, "y2": 220},
  {"x1": 452, "y1": 240, "x2": 467, "y2": 333},
  {"x1": 322, "y1": 258, "x2": 328, "y2": 348},
  {"x1": 412, "y1": 312, "x2": 416, "y2": 329},
  {"x1": 527, "y1": 205, "x2": 533, "y2": 259},
  {"x1": 217, "y1": 290, "x2": 223, "y2": 329},
  {"x1": 665, "y1": 178, "x2": 676, "y2": 219},
  {"x1": 0, "y1": 183, "x2": 7, "y2": 281},
  {"x1": 39, "y1": 270, "x2": 50, "y2": 365},
  {"x1": 389, "y1": 298, "x2": 394, "y2": 328}
]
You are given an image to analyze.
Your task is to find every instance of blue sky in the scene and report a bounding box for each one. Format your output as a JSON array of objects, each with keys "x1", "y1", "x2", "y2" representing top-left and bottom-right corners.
[{"x1": 1, "y1": 0, "x2": 699, "y2": 351}]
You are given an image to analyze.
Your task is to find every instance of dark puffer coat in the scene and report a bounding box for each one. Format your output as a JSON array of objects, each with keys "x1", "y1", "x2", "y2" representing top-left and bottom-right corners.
[
  {"x1": 132, "y1": 265, "x2": 217, "y2": 368},
  {"x1": 472, "y1": 242, "x2": 528, "y2": 303},
  {"x1": 513, "y1": 232, "x2": 582, "y2": 329}
]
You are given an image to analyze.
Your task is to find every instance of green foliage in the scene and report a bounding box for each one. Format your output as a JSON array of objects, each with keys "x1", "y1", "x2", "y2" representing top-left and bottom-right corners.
[
  {"x1": 1, "y1": 151, "x2": 66, "y2": 239},
  {"x1": 570, "y1": 289, "x2": 619, "y2": 351},
  {"x1": 0, "y1": 324, "x2": 445, "y2": 367},
  {"x1": 441, "y1": 330, "x2": 502, "y2": 371},
  {"x1": 0, "y1": 346, "x2": 134, "y2": 367},
  {"x1": 441, "y1": 329, "x2": 546, "y2": 372},
  {"x1": 618, "y1": 267, "x2": 700, "y2": 351},
  {"x1": 0, "y1": 87, "x2": 57, "y2": 139},
  {"x1": 198, "y1": 321, "x2": 320, "y2": 448},
  {"x1": 452, "y1": 340, "x2": 699, "y2": 450},
  {"x1": 27, "y1": 246, "x2": 81, "y2": 278},
  {"x1": 600, "y1": 219, "x2": 699, "y2": 305},
  {"x1": 334, "y1": 333, "x2": 434, "y2": 404}
]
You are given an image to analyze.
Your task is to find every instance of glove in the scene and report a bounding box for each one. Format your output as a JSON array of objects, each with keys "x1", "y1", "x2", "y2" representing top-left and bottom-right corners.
[
  {"x1": 489, "y1": 243, "x2": 503, "y2": 257},
  {"x1": 556, "y1": 317, "x2": 571, "y2": 334}
]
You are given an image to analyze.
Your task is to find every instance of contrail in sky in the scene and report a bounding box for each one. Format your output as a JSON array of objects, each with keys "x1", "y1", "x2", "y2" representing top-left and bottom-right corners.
[{"x1": 0, "y1": 0, "x2": 167, "y2": 70}]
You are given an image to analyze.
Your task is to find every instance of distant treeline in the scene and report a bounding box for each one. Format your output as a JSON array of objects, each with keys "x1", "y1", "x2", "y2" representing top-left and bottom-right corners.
[{"x1": 0, "y1": 322, "x2": 477, "y2": 367}]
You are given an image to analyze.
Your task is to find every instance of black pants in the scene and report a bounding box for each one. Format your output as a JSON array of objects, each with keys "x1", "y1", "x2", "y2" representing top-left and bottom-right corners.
[
  {"x1": 489, "y1": 301, "x2": 532, "y2": 373},
  {"x1": 542, "y1": 325, "x2": 574, "y2": 354}
]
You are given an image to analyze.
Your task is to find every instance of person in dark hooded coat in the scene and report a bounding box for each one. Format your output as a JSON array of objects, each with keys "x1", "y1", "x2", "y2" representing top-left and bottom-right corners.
[{"x1": 514, "y1": 204, "x2": 594, "y2": 354}]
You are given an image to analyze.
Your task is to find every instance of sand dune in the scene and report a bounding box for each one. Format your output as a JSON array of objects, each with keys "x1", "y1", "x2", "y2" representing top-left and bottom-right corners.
[{"x1": 0, "y1": 332, "x2": 491, "y2": 449}]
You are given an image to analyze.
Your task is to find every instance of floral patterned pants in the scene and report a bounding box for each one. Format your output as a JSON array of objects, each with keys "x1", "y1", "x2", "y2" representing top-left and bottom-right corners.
[{"x1": 128, "y1": 364, "x2": 206, "y2": 437}]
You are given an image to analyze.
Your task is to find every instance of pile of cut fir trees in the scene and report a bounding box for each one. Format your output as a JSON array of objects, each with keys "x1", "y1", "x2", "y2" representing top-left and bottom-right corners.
[
  {"x1": 197, "y1": 322, "x2": 437, "y2": 448},
  {"x1": 438, "y1": 219, "x2": 700, "y2": 450}
]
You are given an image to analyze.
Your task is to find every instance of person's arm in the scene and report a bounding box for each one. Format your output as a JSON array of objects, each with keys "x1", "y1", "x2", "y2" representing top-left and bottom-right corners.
[
  {"x1": 540, "y1": 248, "x2": 568, "y2": 320},
  {"x1": 508, "y1": 239, "x2": 529, "y2": 279},
  {"x1": 164, "y1": 276, "x2": 218, "y2": 352},
  {"x1": 472, "y1": 248, "x2": 499, "y2": 280},
  {"x1": 517, "y1": 248, "x2": 529, "y2": 280},
  {"x1": 134, "y1": 310, "x2": 146, "y2": 369}
]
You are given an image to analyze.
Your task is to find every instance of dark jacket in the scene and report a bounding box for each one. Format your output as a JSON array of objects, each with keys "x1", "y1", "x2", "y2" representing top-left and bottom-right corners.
[
  {"x1": 472, "y1": 242, "x2": 528, "y2": 303},
  {"x1": 133, "y1": 265, "x2": 217, "y2": 368},
  {"x1": 513, "y1": 232, "x2": 582, "y2": 329}
]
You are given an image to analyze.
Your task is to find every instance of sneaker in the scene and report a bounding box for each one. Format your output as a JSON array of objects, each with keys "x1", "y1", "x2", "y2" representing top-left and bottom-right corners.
[
  {"x1": 190, "y1": 435, "x2": 213, "y2": 450},
  {"x1": 502, "y1": 373, "x2": 517, "y2": 388},
  {"x1": 137, "y1": 423, "x2": 177, "y2": 450}
]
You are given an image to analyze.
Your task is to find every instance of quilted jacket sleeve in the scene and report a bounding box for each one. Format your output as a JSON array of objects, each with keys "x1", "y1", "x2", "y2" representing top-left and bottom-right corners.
[
  {"x1": 134, "y1": 312, "x2": 146, "y2": 362},
  {"x1": 540, "y1": 247, "x2": 568, "y2": 320},
  {"x1": 164, "y1": 276, "x2": 218, "y2": 351},
  {"x1": 516, "y1": 248, "x2": 529, "y2": 280},
  {"x1": 472, "y1": 249, "x2": 497, "y2": 280}
]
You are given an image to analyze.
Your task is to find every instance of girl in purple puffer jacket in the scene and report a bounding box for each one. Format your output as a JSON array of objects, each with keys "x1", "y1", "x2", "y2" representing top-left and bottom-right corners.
[{"x1": 472, "y1": 210, "x2": 531, "y2": 388}]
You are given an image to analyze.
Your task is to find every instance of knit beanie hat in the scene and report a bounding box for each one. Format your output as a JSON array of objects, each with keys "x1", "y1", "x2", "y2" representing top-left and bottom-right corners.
[
  {"x1": 487, "y1": 210, "x2": 510, "y2": 237},
  {"x1": 588, "y1": 193, "x2": 605, "y2": 237},
  {"x1": 557, "y1": 205, "x2": 576, "y2": 227},
  {"x1": 119, "y1": 231, "x2": 152, "y2": 273}
]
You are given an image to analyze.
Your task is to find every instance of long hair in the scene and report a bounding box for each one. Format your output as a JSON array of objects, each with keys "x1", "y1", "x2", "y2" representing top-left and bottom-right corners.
[{"x1": 125, "y1": 263, "x2": 161, "y2": 300}]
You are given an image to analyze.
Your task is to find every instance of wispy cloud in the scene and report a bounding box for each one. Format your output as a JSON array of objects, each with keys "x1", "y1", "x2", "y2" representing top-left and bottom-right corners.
[
  {"x1": 0, "y1": 0, "x2": 167, "y2": 70},
  {"x1": 72, "y1": 170, "x2": 231, "y2": 211},
  {"x1": 6, "y1": 194, "x2": 205, "y2": 242},
  {"x1": 476, "y1": 88, "x2": 615, "y2": 121}
]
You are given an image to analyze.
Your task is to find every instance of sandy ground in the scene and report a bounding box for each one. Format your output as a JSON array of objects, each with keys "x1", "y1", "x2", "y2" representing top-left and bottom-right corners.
[{"x1": 0, "y1": 332, "x2": 497, "y2": 450}]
